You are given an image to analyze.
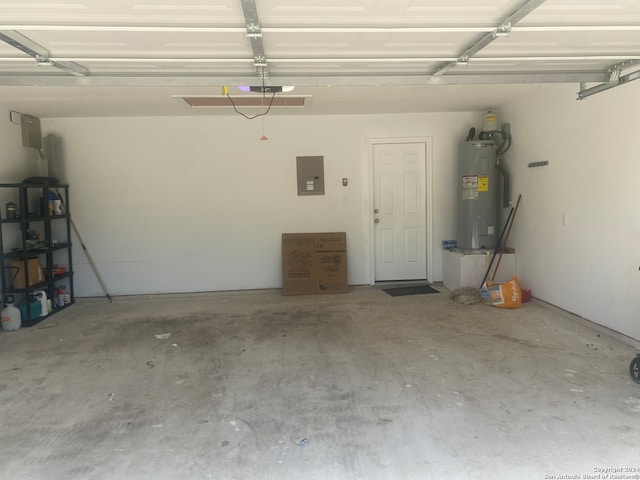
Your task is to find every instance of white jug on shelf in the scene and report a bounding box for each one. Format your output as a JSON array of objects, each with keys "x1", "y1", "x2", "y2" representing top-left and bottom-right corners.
[{"x1": 34, "y1": 290, "x2": 48, "y2": 318}]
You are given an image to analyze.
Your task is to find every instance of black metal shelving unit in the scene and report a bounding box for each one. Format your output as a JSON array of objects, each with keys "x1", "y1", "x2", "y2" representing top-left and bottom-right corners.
[{"x1": 0, "y1": 181, "x2": 74, "y2": 327}]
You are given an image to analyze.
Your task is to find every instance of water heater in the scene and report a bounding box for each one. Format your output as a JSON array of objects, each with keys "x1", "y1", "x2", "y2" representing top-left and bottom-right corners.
[{"x1": 456, "y1": 140, "x2": 498, "y2": 250}]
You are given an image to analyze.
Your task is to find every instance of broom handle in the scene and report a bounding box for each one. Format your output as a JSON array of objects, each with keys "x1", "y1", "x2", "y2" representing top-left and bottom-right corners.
[
  {"x1": 480, "y1": 205, "x2": 514, "y2": 288},
  {"x1": 67, "y1": 214, "x2": 113, "y2": 303},
  {"x1": 491, "y1": 194, "x2": 522, "y2": 282}
]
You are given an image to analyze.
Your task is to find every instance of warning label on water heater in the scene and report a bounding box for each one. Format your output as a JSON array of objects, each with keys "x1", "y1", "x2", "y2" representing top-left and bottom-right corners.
[
  {"x1": 462, "y1": 175, "x2": 489, "y2": 199},
  {"x1": 462, "y1": 175, "x2": 478, "y2": 199}
]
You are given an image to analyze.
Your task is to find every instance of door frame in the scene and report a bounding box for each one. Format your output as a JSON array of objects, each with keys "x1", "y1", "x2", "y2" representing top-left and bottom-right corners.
[{"x1": 368, "y1": 136, "x2": 434, "y2": 285}]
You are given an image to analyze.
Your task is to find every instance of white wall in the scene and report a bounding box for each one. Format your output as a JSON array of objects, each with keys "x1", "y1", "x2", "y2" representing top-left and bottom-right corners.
[
  {"x1": 42, "y1": 111, "x2": 479, "y2": 297},
  {"x1": 21, "y1": 84, "x2": 640, "y2": 341},
  {"x1": 500, "y1": 83, "x2": 640, "y2": 341}
]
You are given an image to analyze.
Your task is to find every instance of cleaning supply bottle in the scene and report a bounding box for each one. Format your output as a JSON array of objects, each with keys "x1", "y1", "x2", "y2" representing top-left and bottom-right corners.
[
  {"x1": 34, "y1": 290, "x2": 48, "y2": 318},
  {"x1": 1, "y1": 296, "x2": 21, "y2": 331},
  {"x1": 48, "y1": 191, "x2": 57, "y2": 216}
]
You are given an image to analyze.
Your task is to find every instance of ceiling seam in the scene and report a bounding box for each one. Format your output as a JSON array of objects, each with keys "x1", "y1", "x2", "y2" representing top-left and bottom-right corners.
[
  {"x1": 2, "y1": 24, "x2": 640, "y2": 34},
  {"x1": 0, "y1": 73, "x2": 610, "y2": 88}
]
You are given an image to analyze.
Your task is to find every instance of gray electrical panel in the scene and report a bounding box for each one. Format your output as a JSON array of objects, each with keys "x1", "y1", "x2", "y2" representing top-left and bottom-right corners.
[
  {"x1": 296, "y1": 156, "x2": 325, "y2": 195},
  {"x1": 21, "y1": 114, "x2": 42, "y2": 149}
]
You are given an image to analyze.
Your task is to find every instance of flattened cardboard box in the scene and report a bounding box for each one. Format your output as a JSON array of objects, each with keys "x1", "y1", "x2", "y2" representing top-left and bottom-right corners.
[
  {"x1": 314, "y1": 232, "x2": 347, "y2": 252},
  {"x1": 282, "y1": 232, "x2": 348, "y2": 295},
  {"x1": 10, "y1": 257, "x2": 44, "y2": 289},
  {"x1": 282, "y1": 233, "x2": 316, "y2": 295},
  {"x1": 314, "y1": 251, "x2": 348, "y2": 294}
]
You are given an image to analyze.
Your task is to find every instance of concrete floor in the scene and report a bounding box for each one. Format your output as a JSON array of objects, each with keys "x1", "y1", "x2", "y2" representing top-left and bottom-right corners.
[{"x1": 1, "y1": 286, "x2": 639, "y2": 480}]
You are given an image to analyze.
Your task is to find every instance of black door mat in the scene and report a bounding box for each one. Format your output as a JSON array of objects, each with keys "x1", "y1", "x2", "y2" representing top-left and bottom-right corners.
[{"x1": 382, "y1": 285, "x2": 441, "y2": 297}]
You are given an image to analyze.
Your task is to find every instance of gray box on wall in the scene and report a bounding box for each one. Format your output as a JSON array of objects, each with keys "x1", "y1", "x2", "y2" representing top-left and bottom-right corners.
[
  {"x1": 21, "y1": 114, "x2": 42, "y2": 149},
  {"x1": 296, "y1": 156, "x2": 324, "y2": 195}
]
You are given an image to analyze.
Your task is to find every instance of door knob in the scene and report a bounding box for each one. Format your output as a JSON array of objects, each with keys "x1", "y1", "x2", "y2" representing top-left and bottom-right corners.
[
  {"x1": 374, "y1": 218, "x2": 380, "y2": 223},
  {"x1": 374, "y1": 209, "x2": 379, "y2": 214}
]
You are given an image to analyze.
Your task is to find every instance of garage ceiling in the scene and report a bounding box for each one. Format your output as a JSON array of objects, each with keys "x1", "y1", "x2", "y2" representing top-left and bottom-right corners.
[{"x1": 0, "y1": 0, "x2": 639, "y2": 117}]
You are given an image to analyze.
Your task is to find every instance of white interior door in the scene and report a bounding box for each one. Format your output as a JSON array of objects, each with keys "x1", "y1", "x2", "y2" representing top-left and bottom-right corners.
[{"x1": 373, "y1": 142, "x2": 427, "y2": 282}]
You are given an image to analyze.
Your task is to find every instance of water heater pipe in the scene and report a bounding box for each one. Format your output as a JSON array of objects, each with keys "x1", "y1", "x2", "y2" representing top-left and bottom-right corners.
[{"x1": 496, "y1": 155, "x2": 510, "y2": 208}]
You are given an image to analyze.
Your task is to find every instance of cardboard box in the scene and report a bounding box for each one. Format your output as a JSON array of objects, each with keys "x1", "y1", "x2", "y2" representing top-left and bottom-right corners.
[
  {"x1": 314, "y1": 251, "x2": 348, "y2": 294},
  {"x1": 315, "y1": 232, "x2": 347, "y2": 252},
  {"x1": 282, "y1": 232, "x2": 348, "y2": 295},
  {"x1": 10, "y1": 257, "x2": 44, "y2": 289},
  {"x1": 282, "y1": 233, "x2": 316, "y2": 296}
]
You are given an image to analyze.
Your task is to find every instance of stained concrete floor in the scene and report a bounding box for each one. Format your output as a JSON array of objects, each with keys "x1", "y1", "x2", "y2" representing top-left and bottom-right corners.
[{"x1": 1, "y1": 286, "x2": 639, "y2": 480}]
